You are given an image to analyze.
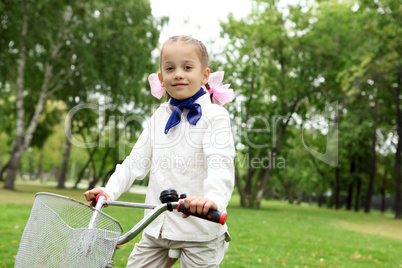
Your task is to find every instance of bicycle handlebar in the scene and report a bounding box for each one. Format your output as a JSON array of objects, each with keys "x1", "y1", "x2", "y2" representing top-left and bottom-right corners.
[
  {"x1": 90, "y1": 193, "x2": 227, "y2": 245},
  {"x1": 88, "y1": 194, "x2": 108, "y2": 229}
]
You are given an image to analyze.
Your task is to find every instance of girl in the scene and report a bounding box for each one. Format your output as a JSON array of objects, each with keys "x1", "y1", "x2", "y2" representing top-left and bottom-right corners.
[{"x1": 85, "y1": 35, "x2": 235, "y2": 267}]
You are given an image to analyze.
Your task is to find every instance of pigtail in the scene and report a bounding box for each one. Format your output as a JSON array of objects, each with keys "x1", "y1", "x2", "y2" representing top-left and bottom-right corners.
[
  {"x1": 205, "y1": 82, "x2": 214, "y2": 102},
  {"x1": 165, "y1": 92, "x2": 171, "y2": 102}
]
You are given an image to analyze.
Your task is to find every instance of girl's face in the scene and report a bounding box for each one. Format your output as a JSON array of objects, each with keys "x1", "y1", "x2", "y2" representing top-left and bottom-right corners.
[{"x1": 158, "y1": 42, "x2": 210, "y2": 100}]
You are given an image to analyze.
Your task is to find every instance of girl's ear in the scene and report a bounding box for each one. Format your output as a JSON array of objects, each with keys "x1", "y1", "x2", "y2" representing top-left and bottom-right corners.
[
  {"x1": 158, "y1": 72, "x2": 164, "y2": 86},
  {"x1": 202, "y1": 68, "x2": 210, "y2": 85}
]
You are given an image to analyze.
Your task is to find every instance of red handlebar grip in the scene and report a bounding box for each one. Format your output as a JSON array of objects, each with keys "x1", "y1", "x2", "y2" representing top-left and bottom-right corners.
[
  {"x1": 219, "y1": 212, "x2": 227, "y2": 225},
  {"x1": 177, "y1": 200, "x2": 227, "y2": 225},
  {"x1": 90, "y1": 194, "x2": 107, "y2": 207},
  {"x1": 96, "y1": 194, "x2": 107, "y2": 202}
]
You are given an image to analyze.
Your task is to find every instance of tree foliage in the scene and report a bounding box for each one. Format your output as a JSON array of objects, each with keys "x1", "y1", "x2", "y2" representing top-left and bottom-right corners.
[
  {"x1": 218, "y1": 0, "x2": 401, "y2": 218},
  {"x1": 0, "y1": 0, "x2": 165, "y2": 189}
]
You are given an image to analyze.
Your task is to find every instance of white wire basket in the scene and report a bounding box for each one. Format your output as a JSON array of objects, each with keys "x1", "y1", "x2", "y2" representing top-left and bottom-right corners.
[{"x1": 15, "y1": 193, "x2": 123, "y2": 268}]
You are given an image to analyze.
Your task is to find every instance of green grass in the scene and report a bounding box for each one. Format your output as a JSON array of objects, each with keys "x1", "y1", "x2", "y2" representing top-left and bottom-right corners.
[{"x1": 1, "y1": 182, "x2": 402, "y2": 268}]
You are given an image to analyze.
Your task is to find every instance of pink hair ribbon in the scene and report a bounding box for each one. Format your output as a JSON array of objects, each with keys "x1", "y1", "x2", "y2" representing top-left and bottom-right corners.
[
  {"x1": 203, "y1": 71, "x2": 234, "y2": 106},
  {"x1": 148, "y1": 73, "x2": 165, "y2": 99}
]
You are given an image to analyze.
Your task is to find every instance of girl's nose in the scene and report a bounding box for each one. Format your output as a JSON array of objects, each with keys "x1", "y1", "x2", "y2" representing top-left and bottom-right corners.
[{"x1": 174, "y1": 70, "x2": 183, "y2": 79}]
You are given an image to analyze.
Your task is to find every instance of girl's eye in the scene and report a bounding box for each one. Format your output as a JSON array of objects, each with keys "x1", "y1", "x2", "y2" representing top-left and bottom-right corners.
[
  {"x1": 166, "y1": 67, "x2": 174, "y2": 71},
  {"x1": 184, "y1": 66, "x2": 192, "y2": 70}
]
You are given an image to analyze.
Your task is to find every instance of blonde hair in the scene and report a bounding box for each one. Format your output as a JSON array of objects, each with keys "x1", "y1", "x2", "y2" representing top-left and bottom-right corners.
[
  {"x1": 159, "y1": 35, "x2": 211, "y2": 101},
  {"x1": 159, "y1": 35, "x2": 209, "y2": 69}
]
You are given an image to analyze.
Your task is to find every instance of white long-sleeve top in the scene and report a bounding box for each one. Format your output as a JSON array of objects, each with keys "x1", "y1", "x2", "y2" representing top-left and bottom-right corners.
[{"x1": 103, "y1": 92, "x2": 235, "y2": 242}]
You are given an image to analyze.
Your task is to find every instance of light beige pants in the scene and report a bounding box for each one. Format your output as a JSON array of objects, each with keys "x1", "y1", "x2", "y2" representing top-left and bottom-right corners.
[{"x1": 126, "y1": 233, "x2": 228, "y2": 268}]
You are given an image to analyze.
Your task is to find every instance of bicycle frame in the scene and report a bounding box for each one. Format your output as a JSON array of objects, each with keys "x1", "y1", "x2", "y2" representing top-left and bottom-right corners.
[
  {"x1": 90, "y1": 192, "x2": 226, "y2": 267},
  {"x1": 88, "y1": 196, "x2": 181, "y2": 267},
  {"x1": 15, "y1": 190, "x2": 226, "y2": 268},
  {"x1": 91, "y1": 196, "x2": 180, "y2": 245}
]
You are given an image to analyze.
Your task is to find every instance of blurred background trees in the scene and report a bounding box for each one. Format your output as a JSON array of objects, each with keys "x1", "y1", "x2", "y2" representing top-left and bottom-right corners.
[
  {"x1": 0, "y1": 0, "x2": 400, "y2": 218},
  {"x1": 217, "y1": 0, "x2": 401, "y2": 217},
  {"x1": 0, "y1": 0, "x2": 164, "y2": 189}
]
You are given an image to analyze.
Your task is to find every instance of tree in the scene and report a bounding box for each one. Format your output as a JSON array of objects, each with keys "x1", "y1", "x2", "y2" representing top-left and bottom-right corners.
[
  {"x1": 220, "y1": 0, "x2": 326, "y2": 208},
  {"x1": 338, "y1": 0, "x2": 401, "y2": 217},
  {"x1": 1, "y1": 0, "x2": 164, "y2": 189},
  {"x1": 55, "y1": 0, "x2": 165, "y2": 189}
]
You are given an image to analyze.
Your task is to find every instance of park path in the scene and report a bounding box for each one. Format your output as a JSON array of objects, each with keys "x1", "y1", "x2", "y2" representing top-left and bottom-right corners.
[{"x1": 19, "y1": 180, "x2": 148, "y2": 195}]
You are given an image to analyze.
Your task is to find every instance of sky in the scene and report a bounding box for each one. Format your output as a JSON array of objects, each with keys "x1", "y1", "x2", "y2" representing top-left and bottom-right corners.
[{"x1": 150, "y1": 0, "x2": 253, "y2": 52}]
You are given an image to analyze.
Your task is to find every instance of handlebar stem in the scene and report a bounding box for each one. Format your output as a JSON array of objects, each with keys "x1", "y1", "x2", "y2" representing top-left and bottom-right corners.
[
  {"x1": 88, "y1": 194, "x2": 107, "y2": 229},
  {"x1": 117, "y1": 202, "x2": 178, "y2": 245}
]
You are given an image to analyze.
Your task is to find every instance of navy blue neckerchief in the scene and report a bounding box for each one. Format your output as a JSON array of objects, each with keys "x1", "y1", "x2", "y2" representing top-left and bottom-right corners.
[{"x1": 164, "y1": 88, "x2": 205, "y2": 134}]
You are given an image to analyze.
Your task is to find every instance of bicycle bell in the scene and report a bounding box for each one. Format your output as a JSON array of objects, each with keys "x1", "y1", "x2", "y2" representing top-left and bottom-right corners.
[{"x1": 159, "y1": 189, "x2": 186, "y2": 203}]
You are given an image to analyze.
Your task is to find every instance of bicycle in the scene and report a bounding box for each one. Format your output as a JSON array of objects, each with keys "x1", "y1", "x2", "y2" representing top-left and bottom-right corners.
[{"x1": 15, "y1": 189, "x2": 227, "y2": 268}]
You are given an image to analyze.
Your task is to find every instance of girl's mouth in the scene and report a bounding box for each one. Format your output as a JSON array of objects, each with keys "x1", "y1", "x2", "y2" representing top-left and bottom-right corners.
[{"x1": 173, "y1": 83, "x2": 188, "y2": 88}]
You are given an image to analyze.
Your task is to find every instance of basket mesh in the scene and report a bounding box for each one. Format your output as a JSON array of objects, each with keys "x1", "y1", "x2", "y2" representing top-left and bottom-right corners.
[{"x1": 15, "y1": 193, "x2": 123, "y2": 268}]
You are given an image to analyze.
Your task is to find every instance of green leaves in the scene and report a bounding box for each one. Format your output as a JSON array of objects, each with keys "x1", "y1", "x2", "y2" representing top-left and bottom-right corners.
[
  {"x1": 218, "y1": 0, "x2": 401, "y2": 210},
  {"x1": 0, "y1": 0, "x2": 164, "y2": 188}
]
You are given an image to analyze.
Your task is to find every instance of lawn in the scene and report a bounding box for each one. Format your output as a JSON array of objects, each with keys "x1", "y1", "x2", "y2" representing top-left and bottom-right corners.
[{"x1": 1, "y1": 182, "x2": 402, "y2": 268}]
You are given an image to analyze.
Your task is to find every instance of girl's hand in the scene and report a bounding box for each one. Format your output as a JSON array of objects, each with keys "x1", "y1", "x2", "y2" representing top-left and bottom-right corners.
[
  {"x1": 182, "y1": 197, "x2": 218, "y2": 218},
  {"x1": 84, "y1": 188, "x2": 111, "y2": 202}
]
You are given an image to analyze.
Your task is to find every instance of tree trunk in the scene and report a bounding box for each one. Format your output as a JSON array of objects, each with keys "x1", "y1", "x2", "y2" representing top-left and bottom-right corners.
[
  {"x1": 380, "y1": 169, "x2": 388, "y2": 213},
  {"x1": 87, "y1": 159, "x2": 97, "y2": 189},
  {"x1": 236, "y1": 69, "x2": 256, "y2": 209},
  {"x1": 346, "y1": 161, "x2": 355, "y2": 210},
  {"x1": 74, "y1": 142, "x2": 99, "y2": 188},
  {"x1": 88, "y1": 159, "x2": 102, "y2": 190},
  {"x1": 334, "y1": 167, "x2": 341, "y2": 209},
  {"x1": 4, "y1": 7, "x2": 71, "y2": 189},
  {"x1": 318, "y1": 191, "x2": 325, "y2": 207},
  {"x1": 255, "y1": 167, "x2": 273, "y2": 208},
  {"x1": 296, "y1": 192, "x2": 305, "y2": 205},
  {"x1": 28, "y1": 151, "x2": 35, "y2": 180},
  {"x1": 365, "y1": 122, "x2": 377, "y2": 213},
  {"x1": 236, "y1": 42, "x2": 299, "y2": 208},
  {"x1": 309, "y1": 145, "x2": 329, "y2": 207},
  {"x1": 394, "y1": 124, "x2": 402, "y2": 218},
  {"x1": 75, "y1": 157, "x2": 91, "y2": 189},
  {"x1": 327, "y1": 181, "x2": 334, "y2": 209},
  {"x1": 380, "y1": 187, "x2": 385, "y2": 213},
  {"x1": 88, "y1": 176, "x2": 97, "y2": 189},
  {"x1": 6, "y1": 62, "x2": 54, "y2": 189},
  {"x1": 4, "y1": 17, "x2": 27, "y2": 190},
  {"x1": 354, "y1": 177, "x2": 362, "y2": 212},
  {"x1": 57, "y1": 116, "x2": 73, "y2": 189},
  {"x1": 88, "y1": 129, "x2": 123, "y2": 189},
  {"x1": 0, "y1": 161, "x2": 10, "y2": 182},
  {"x1": 277, "y1": 172, "x2": 293, "y2": 204},
  {"x1": 354, "y1": 155, "x2": 363, "y2": 212},
  {"x1": 346, "y1": 182, "x2": 354, "y2": 211},
  {"x1": 38, "y1": 151, "x2": 44, "y2": 182},
  {"x1": 253, "y1": 33, "x2": 293, "y2": 208},
  {"x1": 394, "y1": 74, "x2": 402, "y2": 219},
  {"x1": 102, "y1": 167, "x2": 116, "y2": 187},
  {"x1": 254, "y1": 108, "x2": 296, "y2": 209},
  {"x1": 235, "y1": 170, "x2": 248, "y2": 208},
  {"x1": 4, "y1": 149, "x2": 24, "y2": 189},
  {"x1": 88, "y1": 152, "x2": 106, "y2": 189}
]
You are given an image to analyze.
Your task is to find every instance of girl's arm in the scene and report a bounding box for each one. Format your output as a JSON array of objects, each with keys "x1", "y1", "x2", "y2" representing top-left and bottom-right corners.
[
  {"x1": 105, "y1": 125, "x2": 152, "y2": 201},
  {"x1": 86, "y1": 123, "x2": 153, "y2": 201},
  {"x1": 201, "y1": 108, "x2": 236, "y2": 212}
]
